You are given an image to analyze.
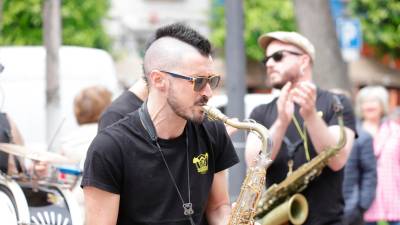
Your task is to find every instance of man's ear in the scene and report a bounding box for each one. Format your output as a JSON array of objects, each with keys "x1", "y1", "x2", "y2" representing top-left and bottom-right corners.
[
  {"x1": 299, "y1": 55, "x2": 311, "y2": 76},
  {"x1": 149, "y1": 70, "x2": 167, "y2": 91}
]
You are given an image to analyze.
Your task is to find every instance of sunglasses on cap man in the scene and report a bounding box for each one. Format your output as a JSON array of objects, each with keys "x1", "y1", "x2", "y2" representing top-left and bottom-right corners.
[
  {"x1": 262, "y1": 50, "x2": 303, "y2": 65},
  {"x1": 161, "y1": 70, "x2": 221, "y2": 92}
]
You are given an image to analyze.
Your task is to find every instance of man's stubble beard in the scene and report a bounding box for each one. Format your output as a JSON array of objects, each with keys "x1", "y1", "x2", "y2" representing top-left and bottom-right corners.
[
  {"x1": 167, "y1": 86, "x2": 208, "y2": 124},
  {"x1": 269, "y1": 66, "x2": 300, "y2": 89}
]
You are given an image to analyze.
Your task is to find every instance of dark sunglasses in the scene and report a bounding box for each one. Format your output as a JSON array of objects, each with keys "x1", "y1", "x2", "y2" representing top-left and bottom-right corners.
[
  {"x1": 161, "y1": 70, "x2": 221, "y2": 92},
  {"x1": 262, "y1": 50, "x2": 303, "y2": 65}
]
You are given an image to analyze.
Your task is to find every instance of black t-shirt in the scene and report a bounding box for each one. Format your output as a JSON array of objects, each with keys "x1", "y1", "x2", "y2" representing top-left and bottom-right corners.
[
  {"x1": 249, "y1": 88, "x2": 356, "y2": 225},
  {"x1": 82, "y1": 111, "x2": 239, "y2": 225},
  {"x1": 98, "y1": 90, "x2": 143, "y2": 131}
]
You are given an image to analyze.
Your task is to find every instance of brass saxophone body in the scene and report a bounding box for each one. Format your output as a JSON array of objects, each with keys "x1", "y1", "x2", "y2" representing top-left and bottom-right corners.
[
  {"x1": 202, "y1": 105, "x2": 273, "y2": 225},
  {"x1": 255, "y1": 95, "x2": 347, "y2": 225}
]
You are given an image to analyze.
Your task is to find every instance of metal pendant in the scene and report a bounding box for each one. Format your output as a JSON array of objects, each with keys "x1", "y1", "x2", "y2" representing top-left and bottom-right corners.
[{"x1": 183, "y1": 202, "x2": 194, "y2": 216}]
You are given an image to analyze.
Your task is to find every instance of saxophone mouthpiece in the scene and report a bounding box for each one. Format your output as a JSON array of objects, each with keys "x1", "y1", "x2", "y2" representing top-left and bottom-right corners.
[{"x1": 202, "y1": 105, "x2": 228, "y2": 122}]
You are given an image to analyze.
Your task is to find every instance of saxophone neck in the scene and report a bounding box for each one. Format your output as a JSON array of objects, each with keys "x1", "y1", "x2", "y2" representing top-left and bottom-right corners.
[{"x1": 202, "y1": 105, "x2": 272, "y2": 161}]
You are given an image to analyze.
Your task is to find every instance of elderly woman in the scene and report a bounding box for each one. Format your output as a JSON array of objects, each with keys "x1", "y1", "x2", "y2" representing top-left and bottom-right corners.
[
  {"x1": 357, "y1": 86, "x2": 400, "y2": 225},
  {"x1": 354, "y1": 86, "x2": 389, "y2": 138}
]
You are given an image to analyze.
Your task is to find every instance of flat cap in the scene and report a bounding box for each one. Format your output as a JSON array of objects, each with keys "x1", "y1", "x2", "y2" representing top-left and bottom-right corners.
[{"x1": 258, "y1": 31, "x2": 315, "y2": 63}]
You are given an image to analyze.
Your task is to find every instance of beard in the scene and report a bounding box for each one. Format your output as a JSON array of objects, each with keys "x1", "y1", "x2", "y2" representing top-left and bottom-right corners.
[
  {"x1": 270, "y1": 78, "x2": 286, "y2": 89},
  {"x1": 167, "y1": 87, "x2": 209, "y2": 124},
  {"x1": 268, "y1": 66, "x2": 300, "y2": 89}
]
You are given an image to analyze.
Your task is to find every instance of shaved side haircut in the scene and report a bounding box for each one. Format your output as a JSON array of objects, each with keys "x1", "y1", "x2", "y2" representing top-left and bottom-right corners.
[
  {"x1": 152, "y1": 23, "x2": 211, "y2": 56},
  {"x1": 142, "y1": 23, "x2": 212, "y2": 81}
]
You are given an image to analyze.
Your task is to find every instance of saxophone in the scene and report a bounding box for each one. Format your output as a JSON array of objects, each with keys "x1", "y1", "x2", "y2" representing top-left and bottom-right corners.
[
  {"x1": 202, "y1": 105, "x2": 273, "y2": 225},
  {"x1": 255, "y1": 95, "x2": 347, "y2": 225}
]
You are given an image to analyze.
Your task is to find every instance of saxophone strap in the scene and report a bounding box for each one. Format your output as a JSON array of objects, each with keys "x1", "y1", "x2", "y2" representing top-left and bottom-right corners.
[
  {"x1": 283, "y1": 137, "x2": 303, "y2": 176},
  {"x1": 138, "y1": 102, "x2": 157, "y2": 142},
  {"x1": 292, "y1": 115, "x2": 311, "y2": 161},
  {"x1": 283, "y1": 137, "x2": 303, "y2": 159}
]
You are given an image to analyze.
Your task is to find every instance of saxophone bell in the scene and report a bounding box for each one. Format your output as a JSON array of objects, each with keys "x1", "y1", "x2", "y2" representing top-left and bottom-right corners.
[{"x1": 258, "y1": 194, "x2": 308, "y2": 225}]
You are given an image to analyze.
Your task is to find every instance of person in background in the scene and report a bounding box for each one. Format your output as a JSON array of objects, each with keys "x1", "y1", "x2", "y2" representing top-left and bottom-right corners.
[
  {"x1": 60, "y1": 85, "x2": 112, "y2": 164},
  {"x1": 97, "y1": 78, "x2": 147, "y2": 131},
  {"x1": 354, "y1": 86, "x2": 388, "y2": 140},
  {"x1": 245, "y1": 31, "x2": 356, "y2": 225},
  {"x1": 342, "y1": 122, "x2": 376, "y2": 225},
  {"x1": 0, "y1": 63, "x2": 48, "y2": 178},
  {"x1": 364, "y1": 102, "x2": 400, "y2": 224},
  {"x1": 341, "y1": 90, "x2": 377, "y2": 225},
  {"x1": 330, "y1": 88, "x2": 377, "y2": 225},
  {"x1": 59, "y1": 85, "x2": 112, "y2": 220}
]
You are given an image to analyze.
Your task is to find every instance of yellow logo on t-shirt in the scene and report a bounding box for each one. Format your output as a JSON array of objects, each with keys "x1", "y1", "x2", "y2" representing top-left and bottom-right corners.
[{"x1": 192, "y1": 153, "x2": 208, "y2": 174}]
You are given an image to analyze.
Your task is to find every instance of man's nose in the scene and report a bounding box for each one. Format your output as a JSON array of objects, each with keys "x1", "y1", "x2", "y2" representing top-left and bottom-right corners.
[
  {"x1": 199, "y1": 82, "x2": 213, "y2": 98},
  {"x1": 265, "y1": 61, "x2": 274, "y2": 74},
  {"x1": 266, "y1": 57, "x2": 276, "y2": 67}
]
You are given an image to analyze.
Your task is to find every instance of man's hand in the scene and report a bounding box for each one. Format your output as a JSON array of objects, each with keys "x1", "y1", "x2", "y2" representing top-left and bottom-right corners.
[
  {"x1": 276, "y1": 82, "x2": 294, "y2": 126},
  {"x1": 290, "y1": 81, "x2": 317, "y2": 121}
]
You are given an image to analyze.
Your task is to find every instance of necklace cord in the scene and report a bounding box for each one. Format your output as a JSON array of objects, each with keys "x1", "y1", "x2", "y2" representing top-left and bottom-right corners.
[
  {"x1": 138, "y1": 103, "x2": 195, "y2": 224},
  {"x1": 155, "y1": 129, "x2": 195, "y2": 224}
]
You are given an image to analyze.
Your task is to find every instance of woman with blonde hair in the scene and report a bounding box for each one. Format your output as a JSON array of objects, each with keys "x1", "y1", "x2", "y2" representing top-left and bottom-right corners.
[
  {"x1": 358, "y1": 86, "x2": 400, "y2": 225},
  {"x1": 354, "y1": 85, "x2": 389, "y2": 137}
]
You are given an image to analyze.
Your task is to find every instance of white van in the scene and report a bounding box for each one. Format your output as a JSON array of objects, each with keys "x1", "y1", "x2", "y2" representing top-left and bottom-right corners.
[{"x1": 0, "y1": 46, "x2": 120, "y2": 149}]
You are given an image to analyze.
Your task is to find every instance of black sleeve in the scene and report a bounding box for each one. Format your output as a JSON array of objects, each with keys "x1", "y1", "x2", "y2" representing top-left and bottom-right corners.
[
  {"x1": 98, "y1": 110, "x2": 125, "y2": 132},
  {"x1": 81, "y1": 132, "x2": 123, "y2": 194},
  {"x1": 208, "y1": 121, "x2": 239, "y2": 173},
  {"x1": 327, "y1": 94, "x2": 356, "y2": 133},
  {"x1": 249, "y1": 105, "x2": 266, "y2": 124},
  {"x1": 340, "y1": 94, "x2": 357, "y2": 133}
]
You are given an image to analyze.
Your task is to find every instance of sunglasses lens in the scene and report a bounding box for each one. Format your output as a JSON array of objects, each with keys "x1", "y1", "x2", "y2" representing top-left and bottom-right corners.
[
  {"x1": 209, "y1": 76, "x2": 220, "y2": 89},
  {"x1": 263, "y1": 51, "x2": 284, "y2": 65},
  {"x1": 272, "y1": 51, "x2": 284, "y2": 62},
  {"x1": 193, "y1": 76, "x2": 221, "y2": 91},
  {"x1": 194, "y1": 77, "x2": 208, "y2": 91}
]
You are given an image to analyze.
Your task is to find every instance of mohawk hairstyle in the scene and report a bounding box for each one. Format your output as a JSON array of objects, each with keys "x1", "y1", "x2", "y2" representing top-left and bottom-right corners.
[{"x1": 145, "y1": 23, "x2": 212, "y2": 56}]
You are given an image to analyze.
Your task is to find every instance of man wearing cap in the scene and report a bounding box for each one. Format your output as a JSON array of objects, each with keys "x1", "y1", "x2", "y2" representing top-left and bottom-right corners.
[{"x1": 245, "y1": 31, "x2": 356, "y2": 224}]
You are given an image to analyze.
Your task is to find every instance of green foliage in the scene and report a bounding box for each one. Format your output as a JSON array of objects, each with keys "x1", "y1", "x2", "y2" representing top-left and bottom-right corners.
[
  {"x1": 0, "y1": 0, "x2": 111, "y2": 50},
  {"x1": 210, "y1": 0, "x2": 296, "y2": 61},
  {"x1": 0, "y1": 0, "x2": 43, "y2": 45},
  {"x1": 348, "y1": 0, "x2": 400, "y2": 58}
]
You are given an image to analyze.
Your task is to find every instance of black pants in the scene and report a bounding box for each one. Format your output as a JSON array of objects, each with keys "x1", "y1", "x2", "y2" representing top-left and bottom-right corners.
[{"x1": 343, "y1": 210, "x2": 364, "y2": 225}]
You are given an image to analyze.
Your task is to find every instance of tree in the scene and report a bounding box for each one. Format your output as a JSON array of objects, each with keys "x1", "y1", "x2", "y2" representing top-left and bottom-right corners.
[
  {"x1": 348, "y1": 0, "x2": 400, "y2": 59},
  {"x1": 293, "y1": 0, "x2": 350, "y2": 91},
  {"x1": 211, "y1": 0, "x2": 350, "y2": 91},
  {"x1": 0, "y1": 0, "x2": 110, "y2": 50},
  {"x1": 211, "y1": 0, "x2": 296, "y2": 61}
]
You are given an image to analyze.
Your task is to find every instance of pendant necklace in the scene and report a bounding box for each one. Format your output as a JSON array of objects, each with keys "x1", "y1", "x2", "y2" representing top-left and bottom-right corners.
[{"x1": 155, "y1": 128, "x2": 195, "y2": 225}]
